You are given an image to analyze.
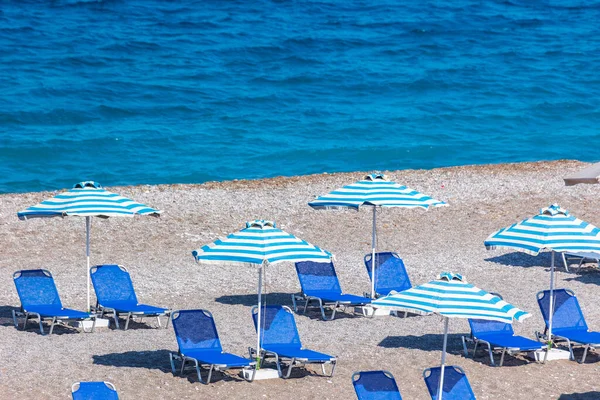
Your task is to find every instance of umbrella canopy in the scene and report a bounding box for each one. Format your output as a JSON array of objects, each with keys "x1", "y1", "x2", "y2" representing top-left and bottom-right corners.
[
  {"x1": 484, "y1": 204, "x2": 600, "y2": 349},
  {"x1": 308, "y1": 173, "x2": 446, "y2": 298},
  {"x1": 17, "y1": 181, "x2": 161, "y2": 310},
  {"x1": 192, "y1": 220, "x2": 331, "y2": 365},
  {"x1": 18, "y1": 181, "x2": 160, "y2": 219},
  {"x1": 192, "y1": 219, "x2": 331, "y2": 265},
  {"x1": 564, "y1": 162, "x2": 600, "y2": 186},
  {"x1": 484, "y1": 204, "x2": 600, "y2": 256},
  {"x1": 371, "y1": 272, "x2": 530, "y2": 323},
  {"x1": 308, "y1": 173, "x2": 445, "y2": 210},
  {"x1": 372, "y1": 272, "x2": 529, "y2": 400}
]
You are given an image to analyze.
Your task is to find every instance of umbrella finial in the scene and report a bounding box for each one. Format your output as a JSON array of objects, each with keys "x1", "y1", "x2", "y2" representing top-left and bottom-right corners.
[
  {"x1": 438, "y1": 272, "x2": 465, "y2": 282},
  {"x1": 540, "y1": 204, "x2": 568, "y2": 216},
  {"x1": 73, "y1": 181, "x2": 102, "y2": 189},
  {"x1": 364, "y1": 173, "x2": 388, "y2": 181},
  {"x1": 246, "y1": 220, "x2": 276, "y2": 229}
]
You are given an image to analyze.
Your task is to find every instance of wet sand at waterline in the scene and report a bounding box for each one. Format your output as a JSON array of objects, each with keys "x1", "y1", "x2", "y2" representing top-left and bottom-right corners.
[{"x1": 1, "y1": 160, "x2": 599, "y2": 399}]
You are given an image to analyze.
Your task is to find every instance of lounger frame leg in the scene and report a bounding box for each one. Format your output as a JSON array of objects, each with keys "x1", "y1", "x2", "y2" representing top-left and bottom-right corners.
[
  {"x1": 484, "y1": 341, "x2": 495, "y2": 366},
  {"x1": 23, "y1": 312, "x2": 30, "y2": 330},
  {"x1": 461, "y1": 335, "x2": 470, "y2": 357},
  {"x1": 49, "y1": 316, "x2": 57, "y2": 335},
  {"x1": 169, "y1": 352, "x2": 177, "y2": 375},
  {"x1": 321, "y1": 360, "x2": 336, "y2": 377},
  {"x1": 124, "y1": 312, "x2": 132, "y2": 330},
  {"x1": 580, "y1": 344, "x2": 590, "y2": 363},
  {"x1": 283, "y1": 357, "x2": 295, "y2": 379},
  {"x1": 499, "y1": 348, "x2": 507, "y2": 367}
]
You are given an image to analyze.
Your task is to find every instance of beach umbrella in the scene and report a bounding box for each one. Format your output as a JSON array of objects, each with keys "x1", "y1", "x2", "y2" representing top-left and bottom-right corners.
[
  {"x1": 308, "y1": 173, "x2": 446, "y2": 298},
  {"x1": 484, "y1": 204, "x2": 600, "y2": 347},
  {"x1": 17, "y1": 181, "x2": 161, "y2": 311},
  {"x1": 372, "y1": 272, "x2": 530, "y2": 400},
  {"x1": 191, "y1": 219, "x2": 331, "y2": 365}
]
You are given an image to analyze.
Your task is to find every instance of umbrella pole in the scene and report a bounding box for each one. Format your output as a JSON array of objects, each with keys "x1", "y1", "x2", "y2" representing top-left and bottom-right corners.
[
  {"x1": 438, "y1": 317, "x2": 449, "y2": 400},
  {"x1": 256, "y1": 263, "x2": 263, "y2": 368},
  {"x1": 371, "y1": 206, "x2": 377, "y2": 299},
  {"x1": 548, "y1": 251, "x2": 555, "y2": 346},
  {"x1": 86, "y1": 216, "x2": 91, "y2": 312}
]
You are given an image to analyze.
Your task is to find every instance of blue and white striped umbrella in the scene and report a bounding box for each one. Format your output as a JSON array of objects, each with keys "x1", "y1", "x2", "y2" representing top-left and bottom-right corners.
[
  {"x1": 484, "y1": 204, "x2": 600, "y2": 256},
  {"x1": 485, "y1": 204, "x2": 600, "y2": 346},
  {"x1": 308, "y1": 173, "x2": 446, "y2": 210},
  {"x1": 192, "y1": 220, "x2": 331, "y2": 265},
  {"x1": 309, "y1": 173, "x2": 446, "y2": 298},
  {"x1": 192, "y1": 220, "x2": 331, "y2": 362},
  {"x1": 372, "y1": 272, "x2": 530, "y2": 400},
  {"x1": 17, "y1": 181, "x2": 161, "y2": 310},
  {"x1": 372, "y1": 272, "x2": 530, "y2": 323},
  {"x1": 17, "y1": 181, "x2": 161, "y2": 219}
]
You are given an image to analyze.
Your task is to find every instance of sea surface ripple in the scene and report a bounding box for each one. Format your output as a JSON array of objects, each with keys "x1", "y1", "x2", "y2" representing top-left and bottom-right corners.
[{"x1": 1, "y1": 0, "x2": 599, "y2": 192}]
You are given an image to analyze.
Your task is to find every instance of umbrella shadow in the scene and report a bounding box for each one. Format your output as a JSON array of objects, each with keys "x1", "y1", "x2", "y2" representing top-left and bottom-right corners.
[
  {"x1": 564, "y1": 270, "x2": 600, "y2": 286},
  {"x1": 0, "y1": 305, "x2": 87, "y2": 335},
  {"x1": 93, "y1": 350, "x2": 250, "y2": 383},
  {"x1": 215, "y1": 293, "x2": 294, "y2": 307},
  {"x1": 379, "y1": 333, "x2": 465, "y2": 353},
  {"x1": 559, "y1": 393, "x2": 600, "y2": 400},
  {"x1": 485, "y1": 252, "x2": 552, "y2": 268}
]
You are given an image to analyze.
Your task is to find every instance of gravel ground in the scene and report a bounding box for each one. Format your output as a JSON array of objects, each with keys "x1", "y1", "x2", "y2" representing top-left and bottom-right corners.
[{"x1": 1, "y1": 160, "x2": 600, "y2": 400}]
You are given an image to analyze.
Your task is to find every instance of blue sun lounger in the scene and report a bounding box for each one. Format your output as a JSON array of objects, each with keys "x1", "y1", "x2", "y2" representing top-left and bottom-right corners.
[
  {"x1": 250, "y1": 305, "x2": 337, "y2": 378},
  {"x1": 170, "y1": 309, "x2": 255, "y2": 384},
  {"x1": 90, "y1": 265, "x2": 170, "y2": 330},
  {"x1": 352, "y1": 370, "x2": 402, "y2": 400},
  {"x1": 292, "y1": 261, "x2": 371, "y2": 320},
  {"x1": 72, "y1": 381, "x2": 118, "y2": 400},
  {"x1": 364, "y1": 252, "x2": 412, "y2": 297},
  {"x1": 12, "y1": 269, "x2": 96, "y2": 335},
  {"x1": 461, "y1": 293, "x2": 543, "y2": 366},
  {"x1": 536, "y1": 288, "x2": 600, "y2": 363},
  {"x1": 423, "y1": 366, "x2": 476, "y2": 400}
]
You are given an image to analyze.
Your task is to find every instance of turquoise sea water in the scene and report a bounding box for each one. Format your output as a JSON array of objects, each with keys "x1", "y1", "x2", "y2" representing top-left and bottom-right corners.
[{"x1": 1, "y1": 0, "x2": 599, "y2": 193}]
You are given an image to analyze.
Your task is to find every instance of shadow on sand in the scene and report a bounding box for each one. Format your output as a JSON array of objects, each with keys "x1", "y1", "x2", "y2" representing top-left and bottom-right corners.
[
  {"x1": 379, "y1": 333, "x2": 532, "y2": 367},
  {"x1": 0, "y1": 305, "x2": 87, "y2": 335},
  {"x1": 558, "y1": 393, "x2": 600, "y2": 400},
  {"x1": 93, "y1": 350, "x2": 253, "y2": 383},
  {"x1": 564, "y1": 270, "x2": 600, "y2": 286},
  {"x1": 215, "y1": 292, "x2": 294, "y2": 307},
  {"x1": 485, "y1": 251, "x2": 552, "y2": 268}
]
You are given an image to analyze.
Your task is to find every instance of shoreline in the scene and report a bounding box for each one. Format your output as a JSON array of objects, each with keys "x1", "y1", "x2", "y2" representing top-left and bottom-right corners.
[{"x1": 1, "y1": 159, "x2": 591, "y2": 196}]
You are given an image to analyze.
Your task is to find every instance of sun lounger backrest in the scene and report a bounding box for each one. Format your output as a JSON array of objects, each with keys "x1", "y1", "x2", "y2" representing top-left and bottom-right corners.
[
  {"x1": 352, "y1": 370, "x2": 402, "y2": 400},
  {"x1": 13, "y1": 269, "x2": 62, "y2": 309},
  {"x1": 423, "y1": 366, "x2": 475, "y2": 400},
  {"x1": 90, "y1": 265, "x2": 138, "y2": 305},
  {"x1": 295, "y1": 261, "x2": 341, "y2": 294},
  {"x1": 537, "y1": 289, "x2": 588, "y2": 332},
  {"x1": 72, "y1": 381, "x2": 119, "y2": 400},
  {"x1": 252, "y1": 305, "x2": 301, "y2": 348},
  {"x1": 364, "y1": 252, "x2": 411, "y2": 295},
  {"x1": 468, "y1": 319, "x2": 513, "y2": 336},
  {"x1": 171, "y1": 310, "x2": 222, "y2": 353}
]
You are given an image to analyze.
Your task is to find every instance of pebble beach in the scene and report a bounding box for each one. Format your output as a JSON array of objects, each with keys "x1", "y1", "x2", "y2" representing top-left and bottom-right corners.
[{"x1": 1, "y1": 159, "x2": 600, "y2": 399}]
